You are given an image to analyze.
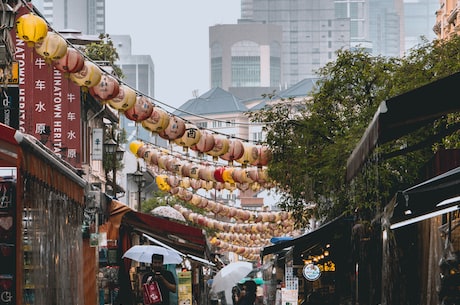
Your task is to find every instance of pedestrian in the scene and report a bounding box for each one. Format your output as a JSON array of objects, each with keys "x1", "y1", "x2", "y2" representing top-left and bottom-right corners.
[
  {"x1": 235, "y1": 280, "x2": 257, "y2": 305},
  {"x1": 141, "y1": 254, "x2": 177, "y2": 305}
]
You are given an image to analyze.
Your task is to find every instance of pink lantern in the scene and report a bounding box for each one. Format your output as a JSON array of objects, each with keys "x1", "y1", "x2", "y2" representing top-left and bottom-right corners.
[
  {"x1": 220, "y1": 139, "x2": 244, "y2": 164},
  {"x1": 250, "y1": 145, "x2": 272, "y2": 167},
  {"x1": 141, "y1": 107, "x2": 170, "y2": 133},
  {"x1": 89, "y1": 73, "x2": 120, "y2": 102},
  {"x1": 191, "y1": 130, "x2": 215, "y2": 153},
  {"x1": 53, "y1": 47, "x2": 84, "y2": 73},
  {"x1": 124, "y1": 96, "x2": 154, "y2": 122},
  {"x1": 158, "y1": 116, "x2": 186, "y2": 140},
  {"x1": 206, "y1": 135, "x2": 229, "y2": 159}
]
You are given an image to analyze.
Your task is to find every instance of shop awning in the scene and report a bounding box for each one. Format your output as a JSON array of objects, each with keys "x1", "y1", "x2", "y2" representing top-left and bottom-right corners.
[
  {"x1": 261, "y1": 214, "x2": 351, "y2": 258},
  {"x1": 122, "y1": 208, "x2": 210, "y2": 260},
  {"x1": 390, "y1": 166, "x2": 460, "y2": 229},
  {"x1": 346, "y1": 72, "x2": 460, "y2": 182}
]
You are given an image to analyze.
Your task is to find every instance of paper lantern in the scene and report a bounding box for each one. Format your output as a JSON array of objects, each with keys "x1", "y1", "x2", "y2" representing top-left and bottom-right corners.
[
  {"x1": 174, "y1": 124, "x2": 202, "y2": 148},
  {"x1": 129, "y1": 140, "x2": 144, "y2": 156},
  {"x1": 69, "y1": 61, "x2": 102, "y2": 88},
  {"x1": 237, "y1": 144, "x2": 259, "y2": 167},
  {"x1": 107, "y1": 84, "x2": 137, "y2": 111},
  {"x1": 206, "y1": 135, "x2": 229, "y2": 159},
  {"x1": 190, "y1": 130, "x2": 215, "y2": 153},
  {"x1": 213, "y1": 167, "x2": 226, "y2": 183},
  {"x1": 141, "y1": 107, "x2": 170, "y2": 133},
  {"x1": 155, "y1": 175, "x2": 170, "y2": 192},
  {"x1": 250, "y1": 145, "x2": 272, "y2": 167},
  {"x1": 222, "y1": 168, "x2": 235, "y2": 184},
  {"x1": 124, "y1": 96, "x2": 154, "y2": 122},
  {"x1": 89, "y1": 73, "x2": 120, "y2": 101},
  {"x1": 53, "y1": 47, "x2": 84, "y2": 73},
  {"x1": 158, "y1": 116, "x2": 186, "y2": 140},
  {"x1": 16, "y1": 13, "x2": 48, "y2": 46},
  {"x1": 35, "y1": 32, "x2": 68, "y2": 62},
  {"x1": 220, "y1": 139, "x2": 244, "y2": 164}
]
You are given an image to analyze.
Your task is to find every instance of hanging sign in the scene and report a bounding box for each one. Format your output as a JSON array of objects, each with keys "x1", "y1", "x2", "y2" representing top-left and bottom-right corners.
[{"x1": 303, "y1": 263, "x2": 321, "y2": 281}]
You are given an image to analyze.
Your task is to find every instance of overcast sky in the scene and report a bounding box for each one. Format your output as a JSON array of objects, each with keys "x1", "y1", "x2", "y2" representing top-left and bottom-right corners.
[{"x1": 105, "y1": 1, "x2": 241, "y2": 110}]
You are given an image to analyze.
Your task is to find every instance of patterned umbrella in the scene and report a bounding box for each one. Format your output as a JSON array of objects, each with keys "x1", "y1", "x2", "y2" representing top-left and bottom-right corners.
[{"x1": 151, "y1": 206, "x2": 186, "y2": 222}]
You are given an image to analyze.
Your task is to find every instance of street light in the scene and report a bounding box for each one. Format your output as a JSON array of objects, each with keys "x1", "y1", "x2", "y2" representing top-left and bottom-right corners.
[
  {"x1": 104, "y1": 137, "x2": 124, "y2": 196},
  {"x1": 132, "y1": 163, "x2": 146, "y2": 212}
]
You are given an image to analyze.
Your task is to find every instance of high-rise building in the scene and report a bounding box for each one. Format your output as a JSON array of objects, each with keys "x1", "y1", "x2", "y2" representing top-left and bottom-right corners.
[{"x1": 32, "y1": 0, "x2": 105, "y2": 35}]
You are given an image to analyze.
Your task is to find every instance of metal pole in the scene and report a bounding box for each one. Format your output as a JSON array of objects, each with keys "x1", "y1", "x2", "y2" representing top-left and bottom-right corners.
[{"x1": 138, "y1": 182, "x2": 141, "y2": 212}]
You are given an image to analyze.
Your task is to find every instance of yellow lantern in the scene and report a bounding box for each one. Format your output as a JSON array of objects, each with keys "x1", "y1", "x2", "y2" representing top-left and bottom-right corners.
[
  {"x1": 237, "y1": 144, "x2": 259, "y2": 167},
  {"x1": 155, "y1": 175, "x2": 171, "y2": 192},
  {"x1": 141, "y1": 106, "x2": 170, "y2": 133},
  {"x1": 206, "y1": 135, "x2": 229, "y2": 159},
  {"x1": 69, "y1": 61, "x2": 102, "y2": 88},
  {"x1": 129, "y1": 140, "x2": 144, "y2": 156},
  {"x1": 222, "y1": 168, "x2": 235, "y2": 184},
  {"x1": 16, "y1": 13, "x2": 48, "y2": 47},
  {"x1": 174, "y1": 124, "x2": 202, "y2": 149},
  {"x1": 34, "y1": 32, "x2": 68, "y2": 62},
  {"x1": 107, "y1": 84, "x2": 137, "y2": 111}
]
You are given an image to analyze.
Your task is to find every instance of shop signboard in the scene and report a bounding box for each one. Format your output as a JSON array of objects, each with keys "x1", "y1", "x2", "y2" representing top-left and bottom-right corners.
[
  {"x1": 178, "y1": 271, "x2": 192, "y2": 305},
  {"x1": 303, "y1": 263, "x2": 321, "y2": 281}
]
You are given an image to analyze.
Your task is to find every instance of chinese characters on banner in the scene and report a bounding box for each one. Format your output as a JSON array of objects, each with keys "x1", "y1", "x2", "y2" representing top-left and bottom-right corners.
[
  {"x1": 178, "y1": 271, "x2": 192, "y2": 305},
  {"x1": 13, "y1": 22, "x2": 82, "y2": 168}
]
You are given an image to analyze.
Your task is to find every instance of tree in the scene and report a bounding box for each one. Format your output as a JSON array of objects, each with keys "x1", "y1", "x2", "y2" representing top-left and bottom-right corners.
[
  {"x1": 248, "y1": 36, "x2": 460, "y2": 226},
  {"x1": 84, "y1": 33, "x2": 124, "y2": 78}
]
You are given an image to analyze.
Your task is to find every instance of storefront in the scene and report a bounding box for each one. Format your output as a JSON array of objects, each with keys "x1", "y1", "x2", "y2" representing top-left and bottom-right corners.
[
  {"x1": 0, "y1": 123, "x2": 90, "y2": 305},
  {"x1": 97, "y1": 199, "x2": 212, "y2": 305},
  {"x1": 261, "y1": 215, "x2": 355, "y2": 305}
]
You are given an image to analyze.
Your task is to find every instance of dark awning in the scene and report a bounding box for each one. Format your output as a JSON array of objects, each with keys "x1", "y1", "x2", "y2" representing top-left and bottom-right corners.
[
  {"x1": 390, "y1": 166, "x2": 460, "y2": 229},
  {"x1": 122, "y1": 210, "x2": 210, "y2": 260},
  {"x1": 261, "y1": 214, "x2": 351, "y2": 258},
  {"x1": 346, "y1": 72, "x2": 460, "y2": 182}
]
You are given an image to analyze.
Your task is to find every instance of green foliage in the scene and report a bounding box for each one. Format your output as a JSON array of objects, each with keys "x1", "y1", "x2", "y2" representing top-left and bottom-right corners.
[
  {"x1": 249, "y1": 38, "x2": 460, "y2": 226},
  {"x1": 84, "y1": 33, "x2": 124, "y2": 79}
]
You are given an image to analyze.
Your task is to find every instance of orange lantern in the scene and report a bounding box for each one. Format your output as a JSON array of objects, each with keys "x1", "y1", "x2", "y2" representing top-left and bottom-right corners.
[
  {"x1": 69, "y1": 60, "x2": 102, "y2": 88},
  {"x1": 89, "y1": 73, "x2": 120, "y2": 102},
  {"x1": 53, "y1": 47, "x2": 84, "y2": 73},
  {"x1": 206, "y1": 135, "x2": 229, "y2": 159},
  {"x1": 107, "y1": 84, "x2": 137, "y2": 111},
  {"x1": 34, "y1": 32, "x2": 68, "y2": 62},
  {"x1": 220, "y1": 139, "x2": 244, "y2": 164},
  {"x1": 16, "y1": 13, "x2": 48, "y2": 47},
  {"x1": 190, "y1": 130, "x2": 215, "y2": 153},
  {"x1": 124, "y1": 96, "x2": 154, "y2": 122},
  {"x1": 158, "y1": 115, "x2": 186, "y2": 140},
  {"x1": 174, "y1": 124, "x2": 202, "y2": 149},
  {"x1": 141, "y1": 106, "x2": 170, "y2": 133}
]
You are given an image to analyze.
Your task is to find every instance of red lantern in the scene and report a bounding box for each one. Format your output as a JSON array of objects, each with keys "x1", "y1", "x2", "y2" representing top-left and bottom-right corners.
[
  {"x1": 89, "y1": 73, "x2": 120, "y2": 101},
  {"x1": 53, "y1": 47, "x2": 84, "y2": 73},
  {"x1": 213, "y1": 167, "x2": 226, "y2": 183},
  {"x1": 141, "y1": 107, "x2": 170, "y2": 133},
  {"x1": 124, "y1": 96, "x2": 154, "y2": 122},
  {"x1": 158, "y1": 116, "x2": 186, "y2": 140}
]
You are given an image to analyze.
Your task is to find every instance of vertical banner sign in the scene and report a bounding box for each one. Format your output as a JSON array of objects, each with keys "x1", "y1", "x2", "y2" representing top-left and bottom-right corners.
[
  {"x1": 178, "y1": 271, "x2": 192, "y2": 305},
  {"x1": 13, "y1": 10, "x2": 82, "y2": 168},
  {"x1": 92, "y1": 128, "x2": 103, "y2": 160}
]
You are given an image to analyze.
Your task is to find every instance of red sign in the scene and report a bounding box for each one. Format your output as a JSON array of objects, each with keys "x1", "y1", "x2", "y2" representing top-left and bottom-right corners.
[{"x1": 12, "y1": 8, "x2": 82, "y2": 168}]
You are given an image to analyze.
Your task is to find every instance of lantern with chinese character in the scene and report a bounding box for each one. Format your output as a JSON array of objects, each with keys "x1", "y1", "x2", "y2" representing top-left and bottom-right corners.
[
  {"x1": 107, "y1": 84, "x2": 137, "y2": 111},
  {"x1": 158, "y1": 115, "x2": 186, "y2": 141},
  {"x1": 34, "y1": 31, "x2": 68, "y2": 62},
  {"x1": 174, "y1": 124, "x2": 201, "y2": 150},
  {"x1": 16, "y1": 13, "x2": 48, "y2": 47},
  {"x1": 250, "y1": 145, "x2": 272, "y2": 167},
  {"x1": 89, "y1": 73, "x2": 120, "y2": 102},
  {"x1": 237, "y1": 143, "x2": 259, "y2": 167},
  {"x1": 141, "y1": 106, "x2": 170, "y2": 133},
  {"x1": 123, "y1": 96, "x2": 153, "y2": 122},
  {"x1": 69, "y1": 60, "x2": 102, "y2": 88},
  {"x1": 53, "y1": 47, "x2": 84, "y2": 73}
]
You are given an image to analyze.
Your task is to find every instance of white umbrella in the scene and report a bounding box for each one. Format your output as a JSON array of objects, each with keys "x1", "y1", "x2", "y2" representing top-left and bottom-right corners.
[
  {"x1": 211, "y1": 261, "x2": 253, "y2": 293},
  {"x1": 122, "y1": 245, "x2": 183, "y2": 265}
]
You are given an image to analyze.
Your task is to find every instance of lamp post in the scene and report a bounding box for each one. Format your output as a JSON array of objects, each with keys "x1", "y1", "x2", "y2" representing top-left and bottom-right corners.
[
  {"x1": 132, "y1": 163, "x2": 145, "y2": 212},
  {"x1": 104, "y1": 136, "x2": 124, "y2": 197}
]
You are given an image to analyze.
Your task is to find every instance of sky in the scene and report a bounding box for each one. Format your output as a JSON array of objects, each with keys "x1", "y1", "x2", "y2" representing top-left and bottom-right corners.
[{"x1": 105, "y1": 1, "x2": 241, "y2": 110}]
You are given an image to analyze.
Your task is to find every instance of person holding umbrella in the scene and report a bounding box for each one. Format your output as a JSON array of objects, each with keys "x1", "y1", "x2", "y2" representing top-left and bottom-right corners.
[{"x1": 141, "y1": 254, "x2": 177, "y2": 305}]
